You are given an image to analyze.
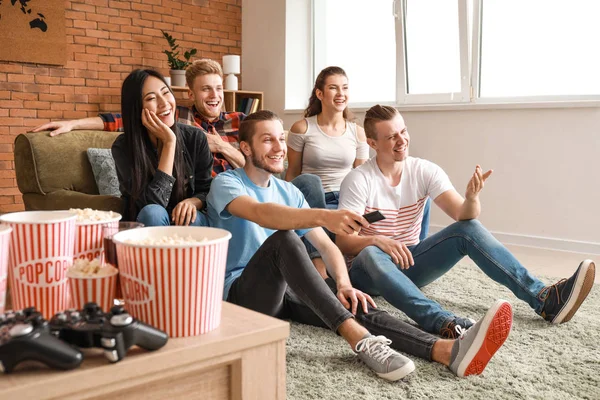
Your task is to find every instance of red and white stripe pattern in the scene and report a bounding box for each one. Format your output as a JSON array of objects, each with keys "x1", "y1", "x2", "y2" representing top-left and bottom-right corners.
[
  {"x1": 5, "y1": 218, "x2": 76, "y2": 319},
  {"x1": 74, "y1": 220, "x2": 119, "y2": 264},
  {"x1": 0, "y1": 226, "x2": 12, "y2": 314},
  {"x1": 360, "y1": 197, "x2": 428, "y2": 246},
  {"x1": 69, "y1": 272, "x2": 118, "y2": 312},
  {"x1": 115, "y1": 241, "x2": 229, "y2": 337}
]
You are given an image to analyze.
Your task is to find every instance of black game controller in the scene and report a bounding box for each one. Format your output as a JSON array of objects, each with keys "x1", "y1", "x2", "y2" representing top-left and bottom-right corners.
[
  {"x1": 0, "y1": 307, "x2": 83, "y2": 373},
  {"x1": 50, "y1": 302, "x2": 168, "y2": 363}
]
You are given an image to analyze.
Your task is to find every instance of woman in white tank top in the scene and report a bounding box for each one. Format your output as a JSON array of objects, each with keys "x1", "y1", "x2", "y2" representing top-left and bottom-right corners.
[{"x1": 285, "y1": 66, "x2": 370, "y2": 209}]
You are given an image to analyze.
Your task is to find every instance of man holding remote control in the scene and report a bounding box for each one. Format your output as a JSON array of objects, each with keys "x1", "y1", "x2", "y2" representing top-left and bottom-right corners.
[
  {"x1": 206, "y1": 110, "x2": 514, "y2": 381},
  {"x1": 336, "y1": 105, "x2": 595, "y2": 338}
]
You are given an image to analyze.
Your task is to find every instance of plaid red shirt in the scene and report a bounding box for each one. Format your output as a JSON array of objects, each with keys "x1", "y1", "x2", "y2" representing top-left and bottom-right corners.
[{"x1": 99, "y1": 106, "x2": 246, "y2": 176}]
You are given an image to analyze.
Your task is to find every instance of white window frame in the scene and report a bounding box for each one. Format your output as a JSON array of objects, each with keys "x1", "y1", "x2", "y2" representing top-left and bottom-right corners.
[
  {"x1": 470, "y1": 0, "x2": 600, "y2": 105},
  {"x1": 306, "y1": 0, "x2": 600, "y2": 110},
  {"x1": 396, "y1": 0, "x2": 471, "y2": 104}
]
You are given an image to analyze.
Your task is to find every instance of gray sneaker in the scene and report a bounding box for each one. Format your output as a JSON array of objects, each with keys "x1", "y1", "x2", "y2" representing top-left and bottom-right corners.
[
  {"x1": 355, "y1": 334, "x2": 415, "y2": 381},
  {"x1": 448, "y1": 300, "x2": 513, "y2": 377}
]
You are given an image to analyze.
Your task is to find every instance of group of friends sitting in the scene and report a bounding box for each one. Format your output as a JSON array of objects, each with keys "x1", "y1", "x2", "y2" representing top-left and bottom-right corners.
[{"x1": 32, "y1": 59, "x2": 596, "y2": 382}]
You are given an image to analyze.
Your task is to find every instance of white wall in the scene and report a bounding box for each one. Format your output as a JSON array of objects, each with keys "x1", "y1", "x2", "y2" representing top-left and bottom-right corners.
[{"x1": 242, "y1": 1, "x2": 600, "y2": 253}]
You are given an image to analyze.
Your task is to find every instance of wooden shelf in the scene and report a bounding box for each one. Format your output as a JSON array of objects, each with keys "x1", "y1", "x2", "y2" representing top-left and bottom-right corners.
[{"x1": 171, "y1": 86, "x2": 263, "y2": 114}]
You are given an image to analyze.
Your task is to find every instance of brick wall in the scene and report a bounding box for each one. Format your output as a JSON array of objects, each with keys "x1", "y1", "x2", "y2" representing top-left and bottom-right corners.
[{"x1": 0, "y1": 0, "x2": 241, "y2": 213}]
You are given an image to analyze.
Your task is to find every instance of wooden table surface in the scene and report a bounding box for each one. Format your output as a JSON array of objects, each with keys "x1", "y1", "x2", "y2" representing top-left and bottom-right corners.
[{"x1": 0, "y1": 302, "x2": 290, "y2": 399}]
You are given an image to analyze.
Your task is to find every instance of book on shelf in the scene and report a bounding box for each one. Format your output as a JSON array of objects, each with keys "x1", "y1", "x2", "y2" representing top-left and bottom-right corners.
[
  {"x1": 244, "y1": 99, "x2": 253, "y2": 115},
  {"x1": 250, "y1": 98, "x2": 260, "y2": 114},
  {"x1": 237, "y1": 98, "x2": 246, "y2": 113},
  {"x1": 236, "y1": 97, "x2": 261, "y2": 115}
]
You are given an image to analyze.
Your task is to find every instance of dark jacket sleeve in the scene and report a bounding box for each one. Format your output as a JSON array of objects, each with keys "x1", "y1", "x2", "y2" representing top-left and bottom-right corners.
[
  {"x1": 111, "y1": 135, "x2": 176, "y2": 212},
  {"x1": 190, "y1": 127, "x2": 213, "y2": 209}
]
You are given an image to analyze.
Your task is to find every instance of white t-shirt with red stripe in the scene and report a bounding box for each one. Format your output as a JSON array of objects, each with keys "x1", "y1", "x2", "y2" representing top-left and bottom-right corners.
[{"x1": 339, "y1": 156, "x2": 454, "y2": 246}]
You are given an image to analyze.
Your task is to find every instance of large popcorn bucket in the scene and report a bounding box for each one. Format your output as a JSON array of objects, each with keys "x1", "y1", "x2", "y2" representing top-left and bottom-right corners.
[
  {"x1": 0, "y1": 211, "x2": 77, "y2": 319},
  {"x1": 68, "y1": 266, "x2": 118, "y2": 312},
  {"x1": 74, "y1": 213, "x2": 122, "y2": 263},
  {"x1": 0, "y1": 225, "x2": 12, "y2": 314},
  {"x1": 112, "y1": 226, "x2": 231, "y2": 337}
]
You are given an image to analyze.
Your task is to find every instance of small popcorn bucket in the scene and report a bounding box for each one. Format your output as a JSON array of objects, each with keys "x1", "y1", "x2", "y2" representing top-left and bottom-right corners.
[
  {"x1": 74, "y1": 212, "x2": 122, "y2": 264},
  {"x1": 68, "y1": 266, "x2": 118, "y2": 312},
  {"x1": 0, "y1": 211, "x2": 77, "y2": 319},
  {"x1": 103, "y1": 221, "x2": 144, "y2": 299},
  {"x1": 112, "y1": 226, "x2": 231, "y2": 337},
  {"x1": 0, "y1": 225, "x2": 12, "y2": 314}
]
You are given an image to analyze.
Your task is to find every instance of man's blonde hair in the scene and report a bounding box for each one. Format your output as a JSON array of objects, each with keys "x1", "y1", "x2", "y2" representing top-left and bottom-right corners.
[
  {"x1": 363, "y1": 105, "x2": 400, "y2": 139},
  {"x1": 185, "y1": 59, "x2": 224, "y2": 88}
]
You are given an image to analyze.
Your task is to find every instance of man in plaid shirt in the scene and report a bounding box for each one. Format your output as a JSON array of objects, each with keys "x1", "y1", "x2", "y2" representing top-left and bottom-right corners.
[{"x1": 42, "y1": 59, "x2": 245, "y2": 177}]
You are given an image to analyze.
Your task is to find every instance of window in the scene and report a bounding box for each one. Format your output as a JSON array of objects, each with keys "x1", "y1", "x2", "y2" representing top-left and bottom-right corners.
[
  {"x1": 313, "y1": 0, "x2": 396, "y2": 105},
  {"x1": 301, "y1": 0, "x2": 600, "y2": 108},
  {"x1": 398, "y1": 0, "x2": 470, "y2": 103},
  {"x1": 477, "y1": 0, "x2": 600, "y2": 99},
  {"x1": 405, "y1": 1, "x2": 462, "y2": 95}
]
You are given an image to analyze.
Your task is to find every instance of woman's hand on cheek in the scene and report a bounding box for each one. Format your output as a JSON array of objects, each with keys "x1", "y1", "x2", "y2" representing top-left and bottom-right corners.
[{"x1": 141, "y1": 108, "x2": 176, "y2": 145}]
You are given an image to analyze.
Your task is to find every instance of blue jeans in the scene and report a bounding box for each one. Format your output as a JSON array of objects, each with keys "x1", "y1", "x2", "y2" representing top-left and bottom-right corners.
[
  {"x1": 290, "y1": 174, "x2": 330, "y2": 258},
  {"x1": 136, "y1": 204, "x2": 208, "y2": 227},
  {"x1": 419, "y1": 198, "x2": 431, "y2": 241},
  {"x1": 349, "y1": 219, "x2": 546, "y2": 334},
  {"x1": 300, "y1": 191, "x2": 341, "y2": 258},
  {"x1": 324, "y1": 191, "x2": 340, "y2": 210},
  {"x1": 290, "y1": 174, "x2": 326, "y2": 209}
]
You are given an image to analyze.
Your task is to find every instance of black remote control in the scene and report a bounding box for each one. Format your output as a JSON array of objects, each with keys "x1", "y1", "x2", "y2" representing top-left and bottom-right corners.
[{"x1": 363, "y1": 211, "x2": 385, "y2": 224}]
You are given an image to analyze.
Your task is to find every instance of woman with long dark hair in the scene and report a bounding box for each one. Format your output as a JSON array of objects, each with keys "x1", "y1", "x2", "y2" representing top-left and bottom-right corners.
[
  {"x1": 112, "y1": 69, "x2": 212, "y2": 226},
  {"x1": 285, "y1": 66, "x2": 369, "y2": 209}
]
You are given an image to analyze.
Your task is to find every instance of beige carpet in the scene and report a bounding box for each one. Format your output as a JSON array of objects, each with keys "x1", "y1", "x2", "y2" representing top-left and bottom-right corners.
[{"x1": 285, "y1": 263, "x2": 600, "y2": 400}]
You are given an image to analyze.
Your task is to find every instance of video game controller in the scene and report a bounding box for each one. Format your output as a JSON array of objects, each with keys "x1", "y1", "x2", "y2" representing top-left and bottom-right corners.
[
  {"x1": 0, "y1": 307, "x2": 83, "y2": 374},
  {"x1": 50, "y1": 302, "x2": 168, "y2": 363}
]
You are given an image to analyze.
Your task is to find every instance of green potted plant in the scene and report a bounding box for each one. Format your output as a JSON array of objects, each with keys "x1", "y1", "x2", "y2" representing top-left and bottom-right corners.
[{"x1": 161, "y1": 30, "x2": 197, "y2": 87}]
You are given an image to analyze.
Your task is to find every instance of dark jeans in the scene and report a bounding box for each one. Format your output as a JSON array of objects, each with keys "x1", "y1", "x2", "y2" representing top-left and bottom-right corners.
[{"x1": 227, "y1": 230, "x2": 437, "y2": 360}]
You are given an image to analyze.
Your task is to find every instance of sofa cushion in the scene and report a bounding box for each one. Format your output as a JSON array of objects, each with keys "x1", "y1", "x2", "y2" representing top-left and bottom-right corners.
[{"x1": 87, "y1": 148, "x2": 121, "y2": 197}]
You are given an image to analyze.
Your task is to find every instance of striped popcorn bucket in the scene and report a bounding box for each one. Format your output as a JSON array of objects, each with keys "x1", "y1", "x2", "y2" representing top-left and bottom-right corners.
[
  {"x1": 0, "y1": 211, "x2": 77, "y2": 319},
  {"x1": 0, "y1": 225, "x2": 12, "y2": 314},
  {"x1": 112, "y1": 226, "x2": 231, "y2": 337},
  {"x1": 68, "y1": 266, "x2": 118, "y2": 312},
  {"x1": 74, "y1": 214, "x2": 121, "y2": 263}
]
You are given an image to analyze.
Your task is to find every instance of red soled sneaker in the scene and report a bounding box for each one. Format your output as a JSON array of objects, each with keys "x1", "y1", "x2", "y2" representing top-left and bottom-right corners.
[
  {"x1": 448, "y1": 299, "x2": 513, "y2": 377},
  {"x1": 539, "y1": 260, "x2": 595, "y2": 324}
]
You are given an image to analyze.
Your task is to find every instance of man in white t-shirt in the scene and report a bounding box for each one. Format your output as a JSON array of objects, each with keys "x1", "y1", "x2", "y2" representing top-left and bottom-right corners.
[
  {"x1": 337, "y1": 105, "x2": 595, "y2": 338},
  {"x1": 206, "y1": 110, "x2": 515, "y2": 380}
]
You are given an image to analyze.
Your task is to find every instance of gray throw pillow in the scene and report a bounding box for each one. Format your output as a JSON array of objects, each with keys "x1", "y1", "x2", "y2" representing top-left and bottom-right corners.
[{"x1": 86, "y1": 148, "x2": 121, "y2": 197}]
